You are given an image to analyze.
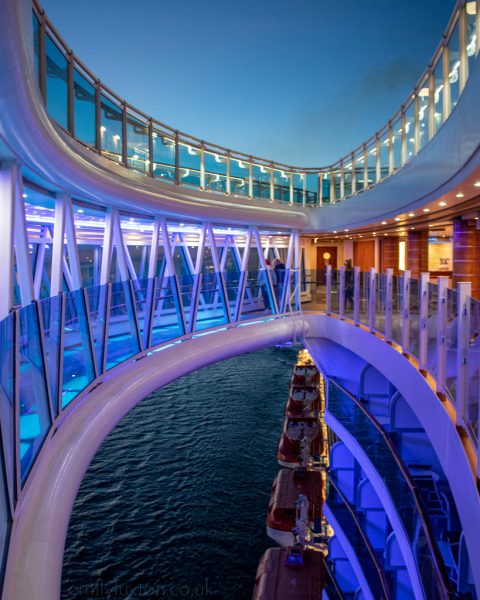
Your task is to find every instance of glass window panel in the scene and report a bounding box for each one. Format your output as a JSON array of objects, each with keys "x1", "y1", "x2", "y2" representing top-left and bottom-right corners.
[
  {"x1": 305, "y1": 173, "x2": 319, "y2": 205},
  {"x1": 87, "y1": 284, "x2": 108, "y2": 374},
  {"x1": 408, "y1": 278, "x2": 420, "y2": 358},
  {"x1": 62, "y1": 289, "x2": 96, "y2": 408},
  {"x1": 100, "y1": 94, "x2": 123, "y2": 163},
  {"x1": 404, "y1": 100, "x2": 416, "y2": 160},
  {"x1": 45, "y1": 35, "x2": 68, "y2": 129},
  {"x1": 18, "y1": 303, "x2": 51, "y2": 480},
  {"x1": 229, "y1": 158, "x2": 249, "y2": 197},
  {"x1": 378, "y1": 131, "x2": 389, "y2": 179},
  {"x1": 448, "y1": 20, "x2": 461, "y2": 110},
  {"x1": 241, "y1": 270, "x2": 275, "y2": 319},
  {"x1": 178, "y1": 142, "x2": 201, "y2": 187},
  {"x1": 292, "y1": 173, "x2": 304, "y2": 204},
  {"x1": 321, "y1": 173, "x2": 331, "y2": 203},
  {"x1": 365, "y1": 142, "x2": 376, "y2": 186},
  {"x1": 40, "y1": 295, "x2": 62, "y2": 415},
  {"x1": 151, "y1": 276, "x2": 185, "y2": 345},
  {"x1": 126, "y1": 113, "x2": 149, "y2": 172},
  {"x1": 132, "y1": 277, "x2": 154, "y2": 347},
  {"x1": 252, "y1": 164, "x2": 271, "y2": 200},
  {"x1": 425, "y1": 282, "x2": 438, "y2": 377},
  {"x1": 342, "y1": 164, "x2": 352, "y2": 198},
  {"x1": 152, "y1": 130, "x2": 176, "y2": 181},
  {"x1": 417, "y1": 84, "x2": 430, "y2": 150},
  {"x1": 0, "y1": 314, "x2": 15, "y2": 504},
  {"x1": 352, "y1": 154, "x2": 364, "y2": 191},
  {"x1": 467, "y1": 296, "x2": 480, "y2": 443},
  {"x1": 273, "y1": 169, "x2": 291, "y2": 202},
  {"x1": 433, "y1": 59, "x2": 444, "y2": 134},
  {"x1": 391, "y1": 117, "x2": 403, "y2": 170},
  {"x1": 204, "y1": 150, "x2": 227, "y2": 193},
  {"x1": 195, "y1": 272, "x2": 229, "y2": 331},
  {"x1": 73, "y1": 69, "x2": 95, "y2": 147},
  {"x1": 106, "y1": 281, "x2": 141, "y2": 369}
]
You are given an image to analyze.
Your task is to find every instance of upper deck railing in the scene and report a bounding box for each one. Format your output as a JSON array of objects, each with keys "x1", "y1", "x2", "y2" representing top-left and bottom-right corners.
[{"x1": 31, "y1": 0, "x2": 478, "y2": 207}]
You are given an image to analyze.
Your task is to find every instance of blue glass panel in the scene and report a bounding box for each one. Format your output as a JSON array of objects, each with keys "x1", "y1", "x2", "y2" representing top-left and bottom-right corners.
[
  {"x1": 45, "y1": 35, "x2": 68, "y2": 129},
  {"x1": 240, "y1": 270, "x2": 275, "y2": 320},
  {"x1": 73, "y1": 69, "x2": 96, "y2": 147},
  {"x1": 18, "y1": 303, "x2": 51, "y2": 480},
  {"x1": 106, "y1": 281, "x2": 140, "y2": 369},
  {"x1": 132, "y1": 278, "x2": 155, "y2": 348},
  {"x1": 273, "y1": 169, "x2": 290, "y2": 202},
  {"x1": 252, "y1": 164, "x2": 271, "y2": 199},
  {"x1": 100, "y1": 95, "x2": 123, "y2": 162},
  {"x1": 151, "y1": 276, "x2": 185, "y2": 345},
  {"x1": 126, "y1": 113, "x2": 149, "y2": 172},
  {"x1": 204, "y1": 150, "x2": 227, "y2": 192},
  {"x1": 152, "y1": 130, "x2": 175, "y2": 181},
  {"x1": 178, "y1": 142, "x2": 201, "y2": 187},
  {"x1": 194, "y1": 273, "x2": 229, "y2": 332},
  {"x1": 229, "y1": 158, "x2": 249, "y2": 196},
  {"x1": 86, "y1": 285, "x2": 108, "y2": 374},
  {"x1": 40, "y1": 295, "x2": 62, "y2": 415},
  {"x1": 62, "y1": 289, "x2": 96, "y2": 408},
  {"x1": 0, "y1": 315, "x2": 15, "y2": 504},
  {"x1": 305, "y1": 173, "x2": 319, "y2": 205}
]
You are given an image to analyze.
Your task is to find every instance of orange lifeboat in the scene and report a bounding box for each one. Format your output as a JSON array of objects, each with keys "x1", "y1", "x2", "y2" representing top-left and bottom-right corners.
[
  {"x1": 285, "y1": 387, "x2": 320, "y2": 417},
  {"x1": 277, "y1": 417, "x2": 322, "y2": 468},
  {"x1": 291, "y1": 365, "x2": 319, "y2": 387}
]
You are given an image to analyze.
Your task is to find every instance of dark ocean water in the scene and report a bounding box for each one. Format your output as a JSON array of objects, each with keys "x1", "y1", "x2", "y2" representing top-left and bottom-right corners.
[{"x1": 61, "y1": 346, "x2": 299, "y2": 600}]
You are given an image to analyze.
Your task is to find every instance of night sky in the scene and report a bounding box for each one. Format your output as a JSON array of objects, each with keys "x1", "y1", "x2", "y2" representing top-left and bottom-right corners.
[{"x1": 40, "y1": 0, "x2": 454, "y2": 166}]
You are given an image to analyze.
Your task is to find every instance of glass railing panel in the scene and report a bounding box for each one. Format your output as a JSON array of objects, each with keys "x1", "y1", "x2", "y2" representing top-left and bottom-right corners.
[
  {"x1": 0, "y1": 314, "x2": 15, "y2": 498},
  {"x1": 229, "y1": 157, "x2": 250, "y2": 197},
  {"x1": 18, "y1": 303, "x2": 52, "y2": 481},
  {"x1": 178, "y1": 140, "x2": 201, "y2": 188},
  {"x1": 321, "y1": 172, "x2": 331, "y2": 202},
  {"x1": 105, "y1": 280, "x2": 140, "y2": 369},
  {"x1": 446, "y1": 288, "x2": 458, "y2": 402},
  {"x1": 378, "y1": 130, "x2": 389, "y2": 180},
  {"x1": 40, "y1": 294, "x2": 62, "y2": 415},
  {"x1": 358, "y1": 271, "x2": 370, "y2": 327},
  {"x1": 100, "y1": 92, "x2": 123, "y2": 163},
  {"x1": 391, "y1": 275, "x2": 403, "y2": 346},
  {"x1": 342, "y1": 163, "x2": 353, "y2": 197},
  {"x1": 151, "y1": 276, "x2": 185, "y2": 345},
  {"x1": 132, "y1": 278, "x2": 154, "y2": 344},
  {"x1": 354, "y1": 151, "x2": 365, "y2": 190},
  {"x1": 344, "y1": 268, "x2": 354, "y2": 319},
  {"x1": 426, "y1": 282, "x2": 438, "y2": 376},
  {"x1": 326, "y1": 477, "x2": 389, "y2": 600},
  {"x1": 252, "y1": 163, "x2": 271, "y2": 200},
  {"x1": 126, "y1": 111, "x2": 149, "y2": 173},
  {"x1": 391, "y1": 116, "x2": 403, "y2": 170},
  {"x1": 330, "y1": 269, "x2": 340, "y2": 315},
  {"x1": 408, "y1": 277, "x2": 420, "y2": 358},
  {"x1": 62, "y1": 289, "x2": 96, "y2": 409},
  {"x1": 273, "y1": 169, "x2": 290, "y2": 202},
  {"x1": 375, "y1": 273, "x2": 386, "y2": 334},
  {"x1": 448, "y1": 18, "x2": 461, "y2": 111},
  {"x1": 195, "y1": 272, "x2": 229, "y2": 331},
  {"x1": 467, "y1": 296, "x2": 480, "y2": 443},
  {"x1": 73, "y1": 67, "x2": 96, "y2": 147},
  {"x1": 291, "y1": 173, "x2": 304, "y2": 204},
  {"x1": 152, "y1": 129, "x2": 176, "y2": 182},
  {"x1": 404, "y1": 99, "x2": 416, "y2": 161},
  {"x1": 86, "y1": 284, "x2": 108, "y2": 373},
  {"x1": 204, "y1": 149, "x2": 227, "y2": 193},
  {"x1": 365, "y1": 142, "x2": 376, "y2": 187},
  {"x1": 45, "y1": 34, "x2": 68, "y2": 130},
  {"x1": 224, "y1": 271, "x2": 241, "y2": 319},
  {"x1": 240, "y1": 270, "x2": 275, "y2": 320},
  {"x1": 305, "y1": 173, "x2": 319, "y2": 205},
  {"x1": 467, "y1": 2, "x2": 477, "y2": 74},
  {"x1": 417, "y1": 81, "x2": 430, "y2": 151},
  {"x1": 328, "y1": 382, "x2": 448, "y2": 600},
  {"x1": 432, "y1": 58, "x2": 444, "y2": 135}
]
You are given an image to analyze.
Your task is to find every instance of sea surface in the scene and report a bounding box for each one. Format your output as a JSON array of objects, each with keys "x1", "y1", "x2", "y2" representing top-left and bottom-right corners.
[{"x1": 61, "y1": 345, "x2": 299, "y2": 600}]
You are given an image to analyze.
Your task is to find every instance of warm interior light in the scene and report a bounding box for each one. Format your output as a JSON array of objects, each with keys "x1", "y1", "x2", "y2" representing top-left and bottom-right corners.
[
  {"x1": 467, "y1": 1, "x2": 476, "y2": 15},
  {"x1": 439, "y1": 201, "x2": 447, "y2": 207},
  {"x1": 474, "y1": 182, "x2": 480, "y2": 187},
  {"x1": 456, "y1": 192, "x2": 464, "y2": 198},
  {"x1": 381, "y1": 221, "x2": 387, "y2": 225},
  {"x1": 399, "y1": 240, "x2": 406, "y2": 271},
  {"x1": 408, "y1": 212, "x2": 414, "y2": 217},
  {"x1": 395, "y1": 217, "x2": 401, "y2": 221},
  {"x1": 423, "y1": 208, "x2": 430, "y2": 212}
]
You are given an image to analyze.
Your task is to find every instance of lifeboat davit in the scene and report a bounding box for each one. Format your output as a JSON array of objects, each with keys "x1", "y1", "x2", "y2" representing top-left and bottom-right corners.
[
  {"x1": 266, "y1": 468, "x2": 324, "y2": 547},
  {"x1": 285, "y1": 387, "x2": 320, "y2": 417},
  {"x1": 252, "y1": 546, "x2": 326, "y2": 600},
  {"x1": 277, "y1": 417, "x2": 322, "y2": 468}
]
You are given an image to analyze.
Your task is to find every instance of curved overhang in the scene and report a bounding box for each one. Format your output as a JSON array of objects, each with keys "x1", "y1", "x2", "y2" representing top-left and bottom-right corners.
[
  {"x1": 307, "y1": 54, "x2": 480, "y2": 232},
  {"x1": 0, "y1": 0, "x2": 309, "y2": 230}
]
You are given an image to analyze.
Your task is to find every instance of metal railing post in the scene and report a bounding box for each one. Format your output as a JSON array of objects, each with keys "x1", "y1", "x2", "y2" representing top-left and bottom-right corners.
[
  {"x1": 401, "y1": 270, "x2": 411, "y2": 352},
  {"x1": 456, "y1": 282, "x2": 471, "y2": 428},
  {"x1": 353, "y1": 266, "x2": 360, "y2": 324},
  {"x1": 369, "y1": 267, "x2": 377, "y2": 330},
  {"x1": 339, "y1": 265, "x2": 345, "y2": 318},
  {"x1": 459, "y1": 3, "x2": 468, "y2": 92},
  {"x1": 436, "y1": 276, "x2": 449, "y2": 393},
  {"x1": 200, "y1": 142, "x2": 205, "y2": 190},
  {"x1": 419, "y1": 272, "x2": 430, "y2": 370},
  {"x1": 385, "y1": 268, "x2": 393, "y2": 340},
  {"x1": 326, "y1": 265, "x2": 332, "y2": 314}
]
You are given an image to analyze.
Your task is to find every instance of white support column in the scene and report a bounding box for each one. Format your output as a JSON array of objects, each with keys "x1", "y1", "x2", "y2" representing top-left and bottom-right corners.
[
  {"x1": 456, "y1": 282, "x2": 472, "y2": 428},
  {"x1": 147, "y1": 218, "x2": 161, "y2": 279},
  {"x1": 436, "y1": 276, "x2": 449, "y2": 392},
  {"x1": 401, "y1": 110, "x2": 407, "y2": 166},
  {"x1": 419, "y1": 272, "x2": 430, "y2": 370},
  {"x1": 280, "y1": 231, "x2": 295, "y2": 313},
  {"x1": 0, "y1": 162, "x2": 17, "y2": 318},
  {"x1": 111, "y1": 209, "x2": 129, "y2": 281},
  {"x1": 253, "y1": 226, "x2": 279, "y2": 314},
  {"x1": 368, "y1": 267, "x2": 377, "y2": 331},
  {"x1": 206, "y1": 224, "x2": 231, "y2": 323},
  {"x1": 353, "y1": 266, "x2": 360, "y2": 324},
  {"x1": 413, "y1": 93, "x2": 420, "y2": 155},
  {"x1": 100, "y1": 208, "x2": 114, "y2": 286},
  {"x1": 62, "y1": 256, "x2": 74, "y2": 291},
  {"x1": 14, "y1": 173, "x2": 34, "y2": 306},
  {"x1": 188, "y1": 224, "x2": 207, "y2": 333},
  {"x1": 459, "y1": 4, "x2": 468, "y2": 93},
  {"x1": 293, "y1": 230, "x2": 301, "y2": 311},
  {"x1": 64, "y1": 195, "x2": 82, "y2": 290},
  {"x1": 401, "y1": 270, "x2": 411, "y2": 352},
  {"x1": 33, "y1": 227, "x2": 48, "y2": 299},
  {"x1": 339, "y1": 265, "x2": 345, "y2": 319},
  {"x1": 233, "y1": 227, "x2": 252, "y2": 322},
  {"x1": 326, "y1": 265, "x2": 332, "y2": 314},
  {"x1": 50, "y1": 193, "x2": 67, "y2": 298},
  {"x1": 385, "y1": 268, "x2": 393, "y2": 340},
  {"x1": 375, "y1": 136, "x2": 381, "y2": 183},
  {"x1": 442, "y1": 45, "x2": 451, "y2": 121},
  {"x1": 428, "y1": 72, "x2": 435, "y2": 140}
]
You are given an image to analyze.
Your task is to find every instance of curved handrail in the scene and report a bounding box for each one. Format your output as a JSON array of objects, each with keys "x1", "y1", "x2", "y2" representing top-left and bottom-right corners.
[
  {"x1": 31, "y1": 0, "x2": 475, "y2": 206},
  {"x1": 328, "y1": 378, "x2": 455, "y2": 599},
  {"x1": 325, "y1": 469, "x2": 392, "y2": 600}
]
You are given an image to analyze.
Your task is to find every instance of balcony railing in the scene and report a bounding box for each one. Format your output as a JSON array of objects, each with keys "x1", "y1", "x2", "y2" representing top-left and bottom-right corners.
[{"x1": 31, "y1": 0, "x2": 479, "y2": 207}]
